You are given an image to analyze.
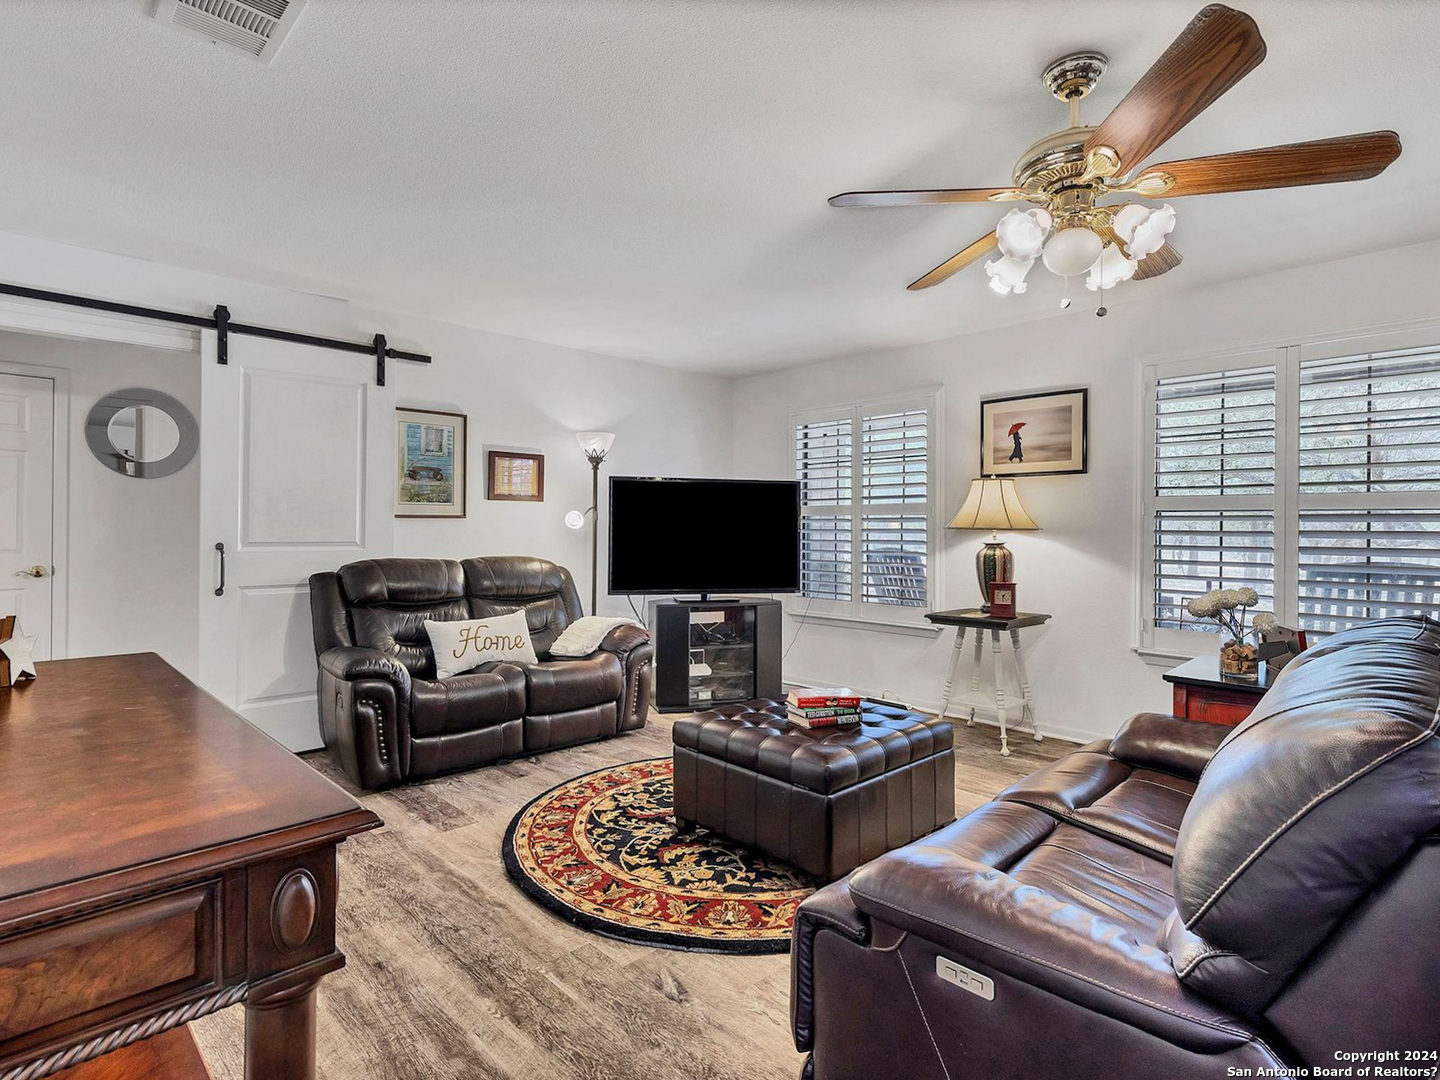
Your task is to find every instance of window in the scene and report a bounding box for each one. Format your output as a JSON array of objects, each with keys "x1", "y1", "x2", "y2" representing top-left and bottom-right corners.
[
  {"x1": 1141, "y1": 328, "x2": 1440, "y2": 650},
  {"x1": 793, "y1": 394, "x2": 937, "y2": 622}
]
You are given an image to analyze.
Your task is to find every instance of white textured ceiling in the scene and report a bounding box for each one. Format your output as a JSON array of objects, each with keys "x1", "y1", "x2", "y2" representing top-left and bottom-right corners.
[{"x1": 0, "y1": 0, "x2": 1434, "y2": 375}]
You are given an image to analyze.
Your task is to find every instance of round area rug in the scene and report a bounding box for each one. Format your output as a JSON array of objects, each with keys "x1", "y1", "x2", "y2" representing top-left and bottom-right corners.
[{"x1": 502, "y1": 757, "x2": 817, "y2": 953}]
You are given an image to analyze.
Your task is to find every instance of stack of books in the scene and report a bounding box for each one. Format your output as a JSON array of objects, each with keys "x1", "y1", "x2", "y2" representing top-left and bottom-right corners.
[{"x1": 786, "y1": 688, "x2": 862, "y2": 728}]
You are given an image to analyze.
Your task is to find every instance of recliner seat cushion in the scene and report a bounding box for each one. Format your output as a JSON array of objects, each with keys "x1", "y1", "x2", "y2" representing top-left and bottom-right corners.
[
  {"x1": 410, "y1": 662, "x2": 526, "y2": 738},
  {"x1": 522, "y1": 654, "x2": 624, "y2": 714},
  {"x1": 998, "y1": 750, "x2": 1194, "y2": 863},
  {"x1": 848, "y1": 800, "x2": 1176, "y2": 944}
]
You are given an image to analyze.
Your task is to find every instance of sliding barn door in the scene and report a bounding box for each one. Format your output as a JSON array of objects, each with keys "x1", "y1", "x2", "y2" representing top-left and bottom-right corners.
[{"x1": 198, "y1": 331, "x2": 393, "y2": 750}]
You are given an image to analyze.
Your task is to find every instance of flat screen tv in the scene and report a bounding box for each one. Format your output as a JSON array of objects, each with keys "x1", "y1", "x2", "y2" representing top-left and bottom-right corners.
[{"x1": 608, "y1": 477, "x2": 800, "y2": 596}]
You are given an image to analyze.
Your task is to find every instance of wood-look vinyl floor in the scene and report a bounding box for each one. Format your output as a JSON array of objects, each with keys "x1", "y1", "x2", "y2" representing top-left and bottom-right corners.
[{"x1": 191, "y1": 713, "x2": 1071, "y2": 1080}]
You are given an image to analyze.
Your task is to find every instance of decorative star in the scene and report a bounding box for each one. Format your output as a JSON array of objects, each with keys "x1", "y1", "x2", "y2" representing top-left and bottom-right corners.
[{"x1": 1, "y1": 626, "x2": 38, "y2": 685}]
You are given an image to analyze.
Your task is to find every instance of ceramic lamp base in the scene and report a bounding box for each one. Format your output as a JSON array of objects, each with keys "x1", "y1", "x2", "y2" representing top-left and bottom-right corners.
[{"x1": 976, "y1": 540, "x2": 1014, "y2": 611}]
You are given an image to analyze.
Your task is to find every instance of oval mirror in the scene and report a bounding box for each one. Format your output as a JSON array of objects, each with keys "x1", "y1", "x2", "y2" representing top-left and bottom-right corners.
[
  {"x1": 85, "y1": 389, "x2": 198, "y2": 479},
  {"x1": 107, "y1": 405, "x2": 182, "y2": 463}
]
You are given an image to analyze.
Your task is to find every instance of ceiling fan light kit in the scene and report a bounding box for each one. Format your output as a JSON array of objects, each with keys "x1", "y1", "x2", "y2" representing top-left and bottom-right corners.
[{"x1": 828, "y1": 3, "x2": 1402, "y2": 310}]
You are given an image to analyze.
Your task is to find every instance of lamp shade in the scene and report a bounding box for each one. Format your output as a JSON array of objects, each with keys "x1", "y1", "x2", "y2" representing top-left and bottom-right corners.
[
  {"x1": 1085, "y1": 243, "x2": 1137, "y2": 291},
  {"x1": 995, "y1": 207, "x2": 1052, "y2": 262},
  {"x1": 984, "y1": 255, "x2": 1034, "y2": 295},
  {"x1": 947, "y1": 477, "x2": 1039, "y2": 531},
  {"x1": 575, "y1": 431, "x2": 615, "y2": 457},
  {"x1": 1041, "y1": 227, "x2": 1103, "y2": 278}
]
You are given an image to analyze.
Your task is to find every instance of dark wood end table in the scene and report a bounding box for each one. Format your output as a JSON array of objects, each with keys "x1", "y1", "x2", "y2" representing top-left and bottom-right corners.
[
  {"x1": 924, "y1": 608, "x2": 1052, "y2": 756},
  {"x1": 1163, "y1": 654, "x2": 1274, "y2": 726}
]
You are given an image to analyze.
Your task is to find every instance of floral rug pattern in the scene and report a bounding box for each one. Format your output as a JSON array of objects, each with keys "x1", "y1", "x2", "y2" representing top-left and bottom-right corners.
[{"x1": 502, "y1": 758, "x2": 817, "y2": 953}]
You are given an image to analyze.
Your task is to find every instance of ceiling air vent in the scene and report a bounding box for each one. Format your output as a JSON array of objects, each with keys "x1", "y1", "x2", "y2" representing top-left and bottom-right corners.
[{"x1": 153, "y1": 0, "x2": 306, "y2": 63}]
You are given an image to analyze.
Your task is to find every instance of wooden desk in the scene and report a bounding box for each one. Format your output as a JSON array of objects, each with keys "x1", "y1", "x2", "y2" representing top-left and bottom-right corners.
[
  {"x1": 1163, "y1": 654, "x2": 1274, "y2": 726},
  {"x1": 0, "y1": 654, "x2": 382, "y2": 1080},
  {"x1": 925, "y1": 608, "x2": 1051, "y2": 757}
]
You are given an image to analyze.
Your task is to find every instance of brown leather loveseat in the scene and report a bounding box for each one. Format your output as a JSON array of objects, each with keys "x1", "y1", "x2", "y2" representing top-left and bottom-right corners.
[
  {"x1": 793, "y1": 616, "x2": 1440, "y2": 1078},
  {"x1": 309, "y1": 556, "x2": 653, "y2": 789}
]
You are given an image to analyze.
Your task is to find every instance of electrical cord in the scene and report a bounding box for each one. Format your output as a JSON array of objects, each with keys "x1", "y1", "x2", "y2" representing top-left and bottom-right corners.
[{"x1": 783, "y1": 594, "x2": 814, "y2": 660}]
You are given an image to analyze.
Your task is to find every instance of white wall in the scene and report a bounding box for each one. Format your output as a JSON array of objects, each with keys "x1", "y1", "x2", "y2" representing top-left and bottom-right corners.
[
  {"x1": 0, "y1": 329, "x2": 201, "y2": 675},
  {"x1": 0, "y1": 230, "x2": 733, "y2": 680},
  {"x1": 732, "y1": 239, "x2": 1440, "y2": 743}
]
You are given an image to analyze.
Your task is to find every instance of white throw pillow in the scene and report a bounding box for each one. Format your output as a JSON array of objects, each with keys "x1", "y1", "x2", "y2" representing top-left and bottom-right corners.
[
  {"x1": 548, "y1": 616, "x2": 642, "y2": 658},
  {"x1": 424, "y1": 611, "x2": 539, "y2": 679}
]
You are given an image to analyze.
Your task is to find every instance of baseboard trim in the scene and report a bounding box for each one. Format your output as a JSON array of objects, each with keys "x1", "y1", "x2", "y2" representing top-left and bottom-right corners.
[{"x1": 782, "y1": 674, "x2": 1106, "y2": 747}]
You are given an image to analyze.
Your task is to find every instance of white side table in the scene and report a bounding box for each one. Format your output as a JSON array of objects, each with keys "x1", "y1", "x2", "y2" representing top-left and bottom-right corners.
[{"x1": 925, "y1": 608, "x2": 1052, "y2": 756}]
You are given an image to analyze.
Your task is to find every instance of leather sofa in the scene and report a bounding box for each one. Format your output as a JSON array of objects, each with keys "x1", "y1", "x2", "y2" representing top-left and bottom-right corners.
[
  {"x1": 792, "y1": 616, "x2": 1440, "y2": 1078},
  {"x1": 309, "y1": 556, "x2": 653, "y2": 789}
]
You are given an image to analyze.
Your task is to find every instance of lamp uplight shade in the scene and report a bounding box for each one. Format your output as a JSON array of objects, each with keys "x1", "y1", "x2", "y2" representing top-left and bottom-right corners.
[
  {"x1": 995, "y1": 207, "x2": 1052, "y2": 262},
  {"x1": 984, "y1": 255, "x2": 1033, "y2": 295},
  {"x1": 575, "y1": 431, "x2": 616, "y2": 457},
  {"x1": 1112, "y1": 203, "x2": 1176, "y2": 260},
  {"x1": 1085, "y1": 244, "x2": 1138, "y2": 291},
  {"x1": 947, "y1": 477, "x2": 1040, "y2": 532}
]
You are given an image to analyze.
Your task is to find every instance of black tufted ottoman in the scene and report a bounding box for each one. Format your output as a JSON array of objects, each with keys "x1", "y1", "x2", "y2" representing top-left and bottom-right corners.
[{"x1": 671, "y1": 700, "x2": 955, "y2": 881}]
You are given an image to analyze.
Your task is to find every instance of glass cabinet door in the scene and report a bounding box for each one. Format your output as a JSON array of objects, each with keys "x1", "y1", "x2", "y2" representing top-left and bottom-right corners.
[{"x1": 687, "y1": 607, "x2": 756, "y2": 707}]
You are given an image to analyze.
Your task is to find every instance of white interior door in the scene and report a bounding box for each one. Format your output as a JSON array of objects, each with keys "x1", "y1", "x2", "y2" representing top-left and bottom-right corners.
[
  {"x1": 198, "y1": 332, "x2": 393, "y2": 750},
  {"x1": 0, "y1": 372, "x2": 55, "y2": 659}
]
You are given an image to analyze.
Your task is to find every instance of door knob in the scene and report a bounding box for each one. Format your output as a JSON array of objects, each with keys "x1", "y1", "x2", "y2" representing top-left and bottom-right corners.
[{"x1": 13, "y1": 565, "x2": 47, "y2": 578}]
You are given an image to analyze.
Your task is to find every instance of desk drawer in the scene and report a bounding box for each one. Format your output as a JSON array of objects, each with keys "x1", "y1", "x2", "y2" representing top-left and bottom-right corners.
[{"x1": 0, "y1": 883, "x2": 218, "y2": 1042}]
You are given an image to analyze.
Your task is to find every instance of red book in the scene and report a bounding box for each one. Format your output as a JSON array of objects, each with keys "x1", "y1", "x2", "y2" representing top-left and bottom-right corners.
[{"x1": 787, "y1": 688, "x2": 861, "y2": 709}]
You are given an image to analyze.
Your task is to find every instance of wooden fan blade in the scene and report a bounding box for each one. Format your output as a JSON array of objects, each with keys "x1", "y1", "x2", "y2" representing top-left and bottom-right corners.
[
  {"x1": 1132, "y1": 131, "x2": 1402, "y2": 197},
  {"x1": 1133, "y1": 242, "x2": 1183, "y2": 280},
  {"x1": 907, "y1": 233, "x2": 999, "y2": 291},
  {"x1": 830, "y1": 188, "x2": 1024, "y2": 207},
  {"x1": 1085, "y1": 4, "x2": 1266, "y2": 177}
]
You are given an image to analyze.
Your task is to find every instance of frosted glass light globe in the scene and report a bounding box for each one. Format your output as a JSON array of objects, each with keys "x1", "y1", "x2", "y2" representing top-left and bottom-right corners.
[
  {"x1": 564, "y1": 510, "x2": 586, "y2": 529},
  {"x1": 1042, "y1": 227, "x2": 1103, "y2": 278},
  {"x1": 1085, "y1": 244, "x2": 1138, "y2": 291},
  {"x1": 1112, "y1": 203, "x2": 1176, "y2": 259},
  {"x1": 984, "y1": 255, "x2": 1034, "y2": 295},
  {"x1": 995, "y1": 207, "x2": 1052, "y2": 262}
]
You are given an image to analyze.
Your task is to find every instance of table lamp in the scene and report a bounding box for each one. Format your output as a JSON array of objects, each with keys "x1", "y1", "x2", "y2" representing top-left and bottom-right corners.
[{"x1": 947, "y1": 477, "x2": 1039, "y2": 611}]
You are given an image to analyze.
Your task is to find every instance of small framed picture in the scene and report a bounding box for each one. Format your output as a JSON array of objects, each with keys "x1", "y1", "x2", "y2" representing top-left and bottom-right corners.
[
  {"x1": 396, "y1": 407, "x2": 466, "y2": 518},
  {"x1": 981, "y1": 388, "x2": 1087, "y2": 477},
  {"x1": 988, "y1": 581, "x2": 1017, "y2": 619},
  {"x1": 487, "y1": 450, "x2": 545, "y2": 502}
]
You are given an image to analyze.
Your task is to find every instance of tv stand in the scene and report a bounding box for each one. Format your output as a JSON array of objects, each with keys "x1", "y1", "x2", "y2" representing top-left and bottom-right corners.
[{"x1": 647, "y1": 598, "x2": 782, "y2": 713}]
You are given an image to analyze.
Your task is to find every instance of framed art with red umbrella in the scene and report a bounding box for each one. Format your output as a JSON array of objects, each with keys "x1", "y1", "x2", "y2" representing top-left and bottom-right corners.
[{"x1": 980, "y1": 388, "x2": 1087, "y2": 477}]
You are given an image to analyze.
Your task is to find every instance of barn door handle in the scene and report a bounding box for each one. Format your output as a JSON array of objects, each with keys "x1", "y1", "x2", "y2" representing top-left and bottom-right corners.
[{"x1": 215, "y1": 542, "x2": 226, "y2": 597}]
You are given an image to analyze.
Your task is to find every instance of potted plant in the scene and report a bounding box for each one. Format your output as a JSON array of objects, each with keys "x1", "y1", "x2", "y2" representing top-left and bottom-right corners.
[{"x1": 1186, "y1": 587, "x2": 1277, "y2": 681}]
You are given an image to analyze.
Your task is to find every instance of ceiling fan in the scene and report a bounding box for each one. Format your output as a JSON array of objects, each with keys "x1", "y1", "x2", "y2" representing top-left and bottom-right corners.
[{"x1": 829, "y1": 4, "x2": 1401, "y2": 304}]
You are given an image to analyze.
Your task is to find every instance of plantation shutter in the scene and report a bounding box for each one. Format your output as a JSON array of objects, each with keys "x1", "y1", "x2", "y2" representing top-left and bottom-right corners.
[
  {"x1": 793, "y1": 397, "x2": 935, "y2": 618},
  {"x1": 795, "y1": 415, "x2": 853, "y2": 601},
  {"x1": 1296, "y1": 344, "x2": 1440, "y2": 632},
  {"x1": 860, "y1": 408, "x2": 929, "y2": 607},
  {"x1": 1150, "y1": 364, "x2": 1277, "y2": 633}
]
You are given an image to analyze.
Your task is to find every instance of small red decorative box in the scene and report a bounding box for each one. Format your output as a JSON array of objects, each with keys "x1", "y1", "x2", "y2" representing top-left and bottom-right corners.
[{"x1": 988, "y1": 581, "x2": 1017, "y2": 619}]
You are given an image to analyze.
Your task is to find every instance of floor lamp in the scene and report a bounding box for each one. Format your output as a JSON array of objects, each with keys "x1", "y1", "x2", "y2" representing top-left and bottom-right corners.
[{"x1": 565, "y1": 431, "x2": 615, "y2": 614}]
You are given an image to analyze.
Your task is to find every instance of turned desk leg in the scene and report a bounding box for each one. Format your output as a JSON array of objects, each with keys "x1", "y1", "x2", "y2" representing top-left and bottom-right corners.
[
  {"x1": 246, "y1": 979, "x2": 321, "y2": 1080},
  {"x1": 1009, "y1": 628, "x2": 1042, "y2": 743},
  {"x1": 939, "y1": 627, "x2": 967, "y2": 720},
  {"x1": 990, "y1": 629, "x2": 1010, "y2": 756}
]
